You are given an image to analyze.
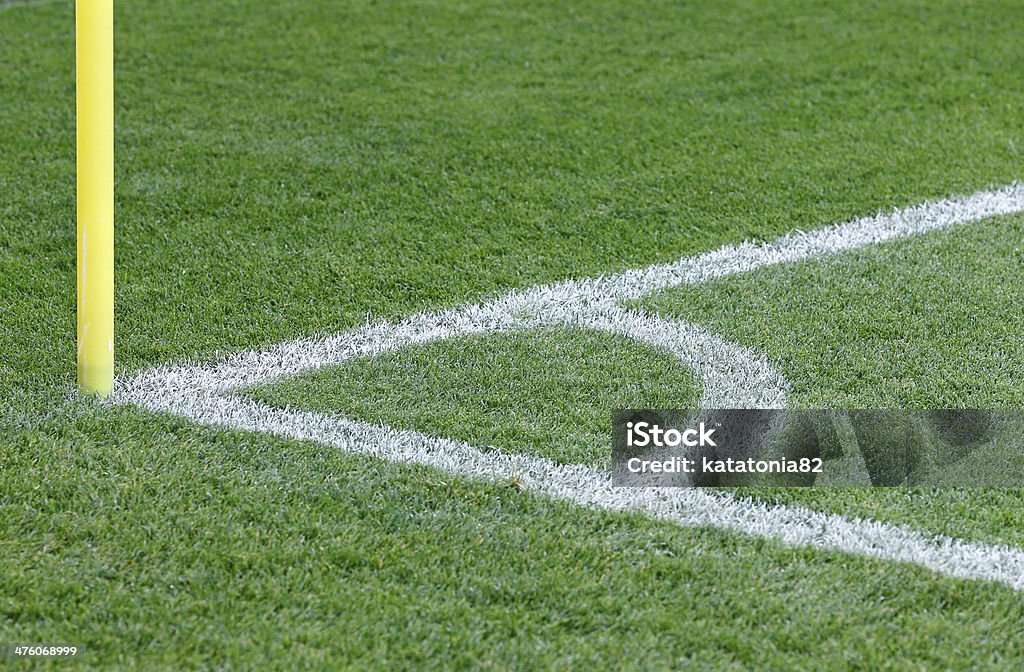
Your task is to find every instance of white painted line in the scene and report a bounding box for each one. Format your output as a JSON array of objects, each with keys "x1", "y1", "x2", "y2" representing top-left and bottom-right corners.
[{"x1": 115, "y1": 182, "x2": 1024, "y2": 590}]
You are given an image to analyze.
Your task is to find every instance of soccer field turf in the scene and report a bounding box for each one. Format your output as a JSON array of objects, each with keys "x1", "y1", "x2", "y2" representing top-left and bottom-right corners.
[{"x1": 3, "y1": 0, "x2": 1024, "y2": 668}]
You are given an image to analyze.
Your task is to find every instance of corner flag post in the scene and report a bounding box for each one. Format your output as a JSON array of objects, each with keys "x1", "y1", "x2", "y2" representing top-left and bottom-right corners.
[{"x1": 76, "y1": 0, "x2": 114, "y2": 396}]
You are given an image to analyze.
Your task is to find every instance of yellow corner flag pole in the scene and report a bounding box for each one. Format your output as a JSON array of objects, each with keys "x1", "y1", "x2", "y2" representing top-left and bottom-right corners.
[{"x1": 77, "y1": 0, "x2": 114, "y2": 396}]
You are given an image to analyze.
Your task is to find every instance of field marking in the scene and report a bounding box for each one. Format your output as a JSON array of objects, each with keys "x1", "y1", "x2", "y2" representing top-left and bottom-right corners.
[{"x1": 115, "y1": 183, "x2": 1024, "y2": 590}]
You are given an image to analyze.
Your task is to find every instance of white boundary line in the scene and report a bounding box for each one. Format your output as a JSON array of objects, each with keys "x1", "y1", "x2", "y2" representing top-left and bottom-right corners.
[{"x1": 115, "y1": 183, "x2": 1024, "y2": 590}]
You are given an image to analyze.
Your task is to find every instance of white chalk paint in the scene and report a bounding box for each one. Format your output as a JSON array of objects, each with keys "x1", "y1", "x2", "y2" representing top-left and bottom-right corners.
[{"x1": 115, "y1": 183, "x2": 1024, "y2": 590}]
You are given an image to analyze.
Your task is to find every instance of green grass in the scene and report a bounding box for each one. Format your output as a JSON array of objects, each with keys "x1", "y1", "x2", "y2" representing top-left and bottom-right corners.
[
  {"x1": 640, "y1": 218, "x2": 1024, "y2": 409},
  {"x1": 4, "y1": 0, "x2": 1024, "y2": 668},
  {"x1": 5, "y1": 406, "x2": 1024, "y2": 670},
  {"x1": 638, "y1": 218, "x2": 1024, "y2": 548},
  {"x1": 245, "y1": 327, "x2": 702, "y2": 466}
]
